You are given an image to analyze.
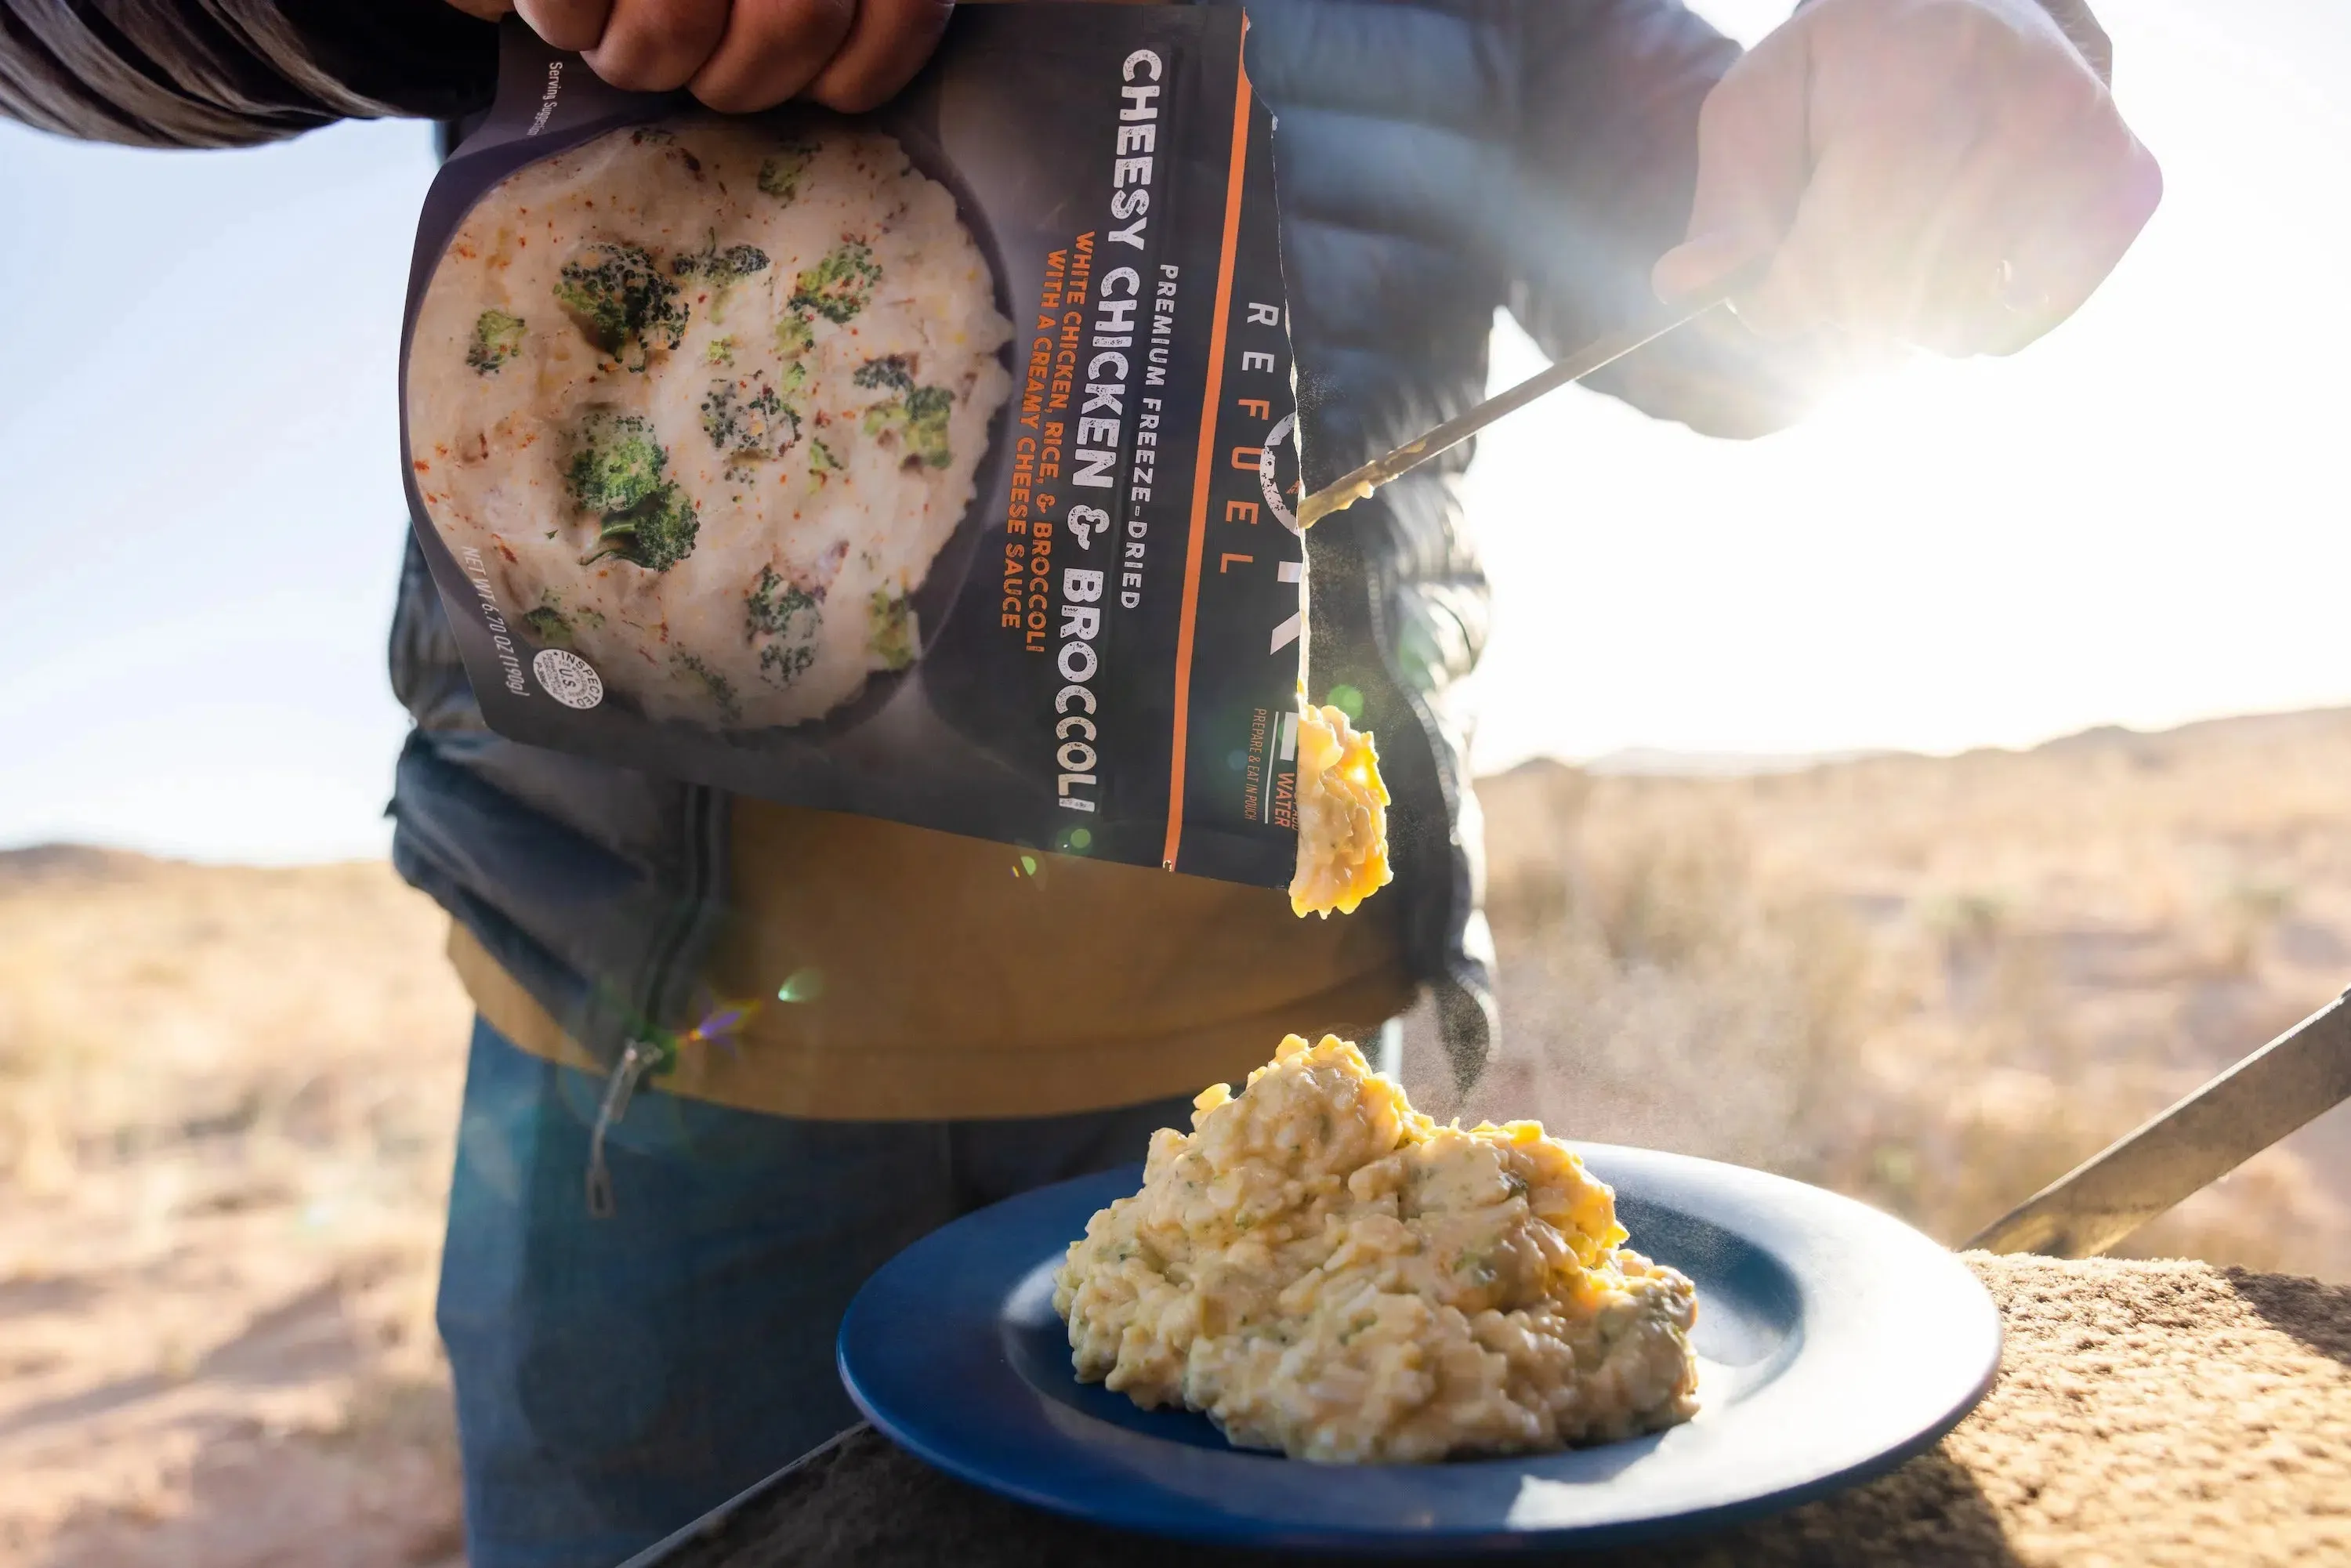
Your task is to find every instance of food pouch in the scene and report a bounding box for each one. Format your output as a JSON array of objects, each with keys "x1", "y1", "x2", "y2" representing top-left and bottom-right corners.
[{"x1": 401, "y1": 6, "x2": 1386, "y2": 910}]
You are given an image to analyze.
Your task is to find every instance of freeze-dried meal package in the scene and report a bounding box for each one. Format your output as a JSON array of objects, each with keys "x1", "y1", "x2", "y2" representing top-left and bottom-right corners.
[{"x1": 400, "y1": 5, "x2": 1389, "y2": 914}]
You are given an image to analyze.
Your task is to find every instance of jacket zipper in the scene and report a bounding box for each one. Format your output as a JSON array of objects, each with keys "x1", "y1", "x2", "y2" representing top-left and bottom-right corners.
[{"x1": 582, "y1": 781, "x2": 729, "y2": 1216}]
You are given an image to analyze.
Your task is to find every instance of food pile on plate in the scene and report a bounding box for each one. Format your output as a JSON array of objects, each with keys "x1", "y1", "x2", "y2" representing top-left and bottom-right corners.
[{"x1": 1053, "y1": 1034, "x2": 1700, "y2": 1462}]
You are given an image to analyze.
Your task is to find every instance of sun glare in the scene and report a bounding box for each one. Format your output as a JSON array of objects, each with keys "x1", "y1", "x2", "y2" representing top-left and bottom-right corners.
[{"x1": 1468, "y1": 0, "x2": 2351, "y2": 772}]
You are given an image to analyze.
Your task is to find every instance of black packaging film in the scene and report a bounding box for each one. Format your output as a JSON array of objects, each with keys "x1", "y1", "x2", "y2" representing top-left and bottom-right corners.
[{"x1": 400, "y1": 5, "x2": 1320, "y2": 890}]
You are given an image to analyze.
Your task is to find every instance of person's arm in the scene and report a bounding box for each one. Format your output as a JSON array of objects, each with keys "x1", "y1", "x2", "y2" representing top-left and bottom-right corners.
[
  {"x1": 0, "y1": 0, "x2": 951, "y2": 150},
  {"x1": 1654, "y1": 0, "x2": 2156, "y2": 357},
  {"x1": 1505, "y1": 0, "x2": 2157, "y2": 440},
  {"x1": 1502, "y1": 0, "x2": 1820, "y2": 439},
  {"x1": 0, "y1": 0, "x2": 498, "y2": 147}
]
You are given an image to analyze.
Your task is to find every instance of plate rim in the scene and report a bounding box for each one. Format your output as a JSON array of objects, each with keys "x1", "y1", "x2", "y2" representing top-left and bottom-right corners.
[{"x1": 837, "y1": 1142, "x2": 2001, "y2": 1555}]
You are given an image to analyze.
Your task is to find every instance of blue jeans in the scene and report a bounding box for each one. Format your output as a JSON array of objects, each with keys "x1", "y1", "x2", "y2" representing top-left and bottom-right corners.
[{"x1": 434, "y1": 1018, "x2": 1203, "y2": 1568}]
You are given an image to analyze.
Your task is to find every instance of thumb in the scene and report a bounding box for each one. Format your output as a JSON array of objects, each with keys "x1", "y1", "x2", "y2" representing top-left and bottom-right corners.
[{"x1": 1653, "y1": 32, "x2": 1812, "y2": 306}]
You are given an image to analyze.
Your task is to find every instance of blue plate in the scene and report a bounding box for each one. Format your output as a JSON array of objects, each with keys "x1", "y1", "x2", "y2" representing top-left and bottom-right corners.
[{"x1": 837, "y1": 1144, "x2": 2000, "y2": 1555}]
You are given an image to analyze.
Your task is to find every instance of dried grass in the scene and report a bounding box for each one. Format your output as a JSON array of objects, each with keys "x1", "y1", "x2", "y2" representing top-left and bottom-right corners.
[{"x1": 1409, "y1": 710, "x2": 2351, "y2": 1284}]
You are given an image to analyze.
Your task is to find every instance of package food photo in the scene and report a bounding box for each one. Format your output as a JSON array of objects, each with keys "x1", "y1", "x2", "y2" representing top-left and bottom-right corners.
[{"x1": 400, "y1": 5, "x2": 1390, "y2": 915}]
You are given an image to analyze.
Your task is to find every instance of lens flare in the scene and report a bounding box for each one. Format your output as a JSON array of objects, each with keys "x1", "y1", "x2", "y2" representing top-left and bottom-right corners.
[{"x1": 677, "y1": 995, "x2": 757, "y2": 1059}]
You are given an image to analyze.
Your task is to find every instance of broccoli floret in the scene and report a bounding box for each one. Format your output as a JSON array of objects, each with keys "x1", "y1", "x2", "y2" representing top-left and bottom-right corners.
[
  {"x1": 705, "y1": 336, "x2": 736, "y2": 368},
  {"x1": 467, "y1": 309, "x2": 526, "y2": 373},
  {"x1": 524, "y1": 595, "x2": 606, "y2": 646},
  {"x1": 673, "y1": 236, "x2": 770, "y2": 284},
  {"x1": 565, "y1": 411, "x2": 668, "y2": 514},
  {"x1": 757, "y1": 140, "x2": 819, "y2": 202},
  {"x1": 674, "y1": 651, "x2": 741, "y2": 725},
  {"x1": 522, "y1": 603, "x2": 571, "y2": 647},
  {"x1": 581, "y1": 483, "x2": 699, "y2": 572},
  {"x1": 702, "y1": 377, "x2": 800, "y2": 458},
  {"x1": 775, "y1": 315, "x2": 814, "y2": 359},
  {"x1": 869, "y1": 590, "x2": 916, "y2": 671},
  {"x1": 853, "y1": 354, "x2": 915, "y2": 395},
  {"x1": 807, "y1": 437, "x2": 841, "y2": 478},
  {"x1": 860, "y1": 402, "x2": 907, "y2": 451},
  {"x1": 746, "y1": 567, "x2": 824, "y2": 688},
  {"x1": 862, "y1": 382, "x2": 955, "y2": 469},
  {"x1": 702, "y1": 383, "x2": 744, "y2": 451},
  {"x1": 1453, "y1": 1248, "x2": 1501, "y2": 1288},
  {"x1": 904, "y1": 386, "x2": 953, "y2": 468},
  {"x1": 749, "y1": 382, "x2": 789, "y2": 429},
  {"x1": 747, "y1": 566, "x2": 823, "y2": 639},
  {"x1": 554, "y1": 242, "x2": 686, "y2": 370},
  {"x1": 759, "y1": 643, "x2": 817, "y2": 686},
  {"x1": 567, "y1": 413, "x2": 697, "y2": 570},
  {"x1": 672, "y1": 237, "x2": 766, "y2": 326},
  {"x1": 791, "y1": 242, "x2": 880, "y2": 324}
]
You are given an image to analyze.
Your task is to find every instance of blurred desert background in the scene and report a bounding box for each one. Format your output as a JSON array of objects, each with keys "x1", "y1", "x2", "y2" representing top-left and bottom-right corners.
[{"x1": 5, "y1": 708, "x2": 2350, "y2": 1566}]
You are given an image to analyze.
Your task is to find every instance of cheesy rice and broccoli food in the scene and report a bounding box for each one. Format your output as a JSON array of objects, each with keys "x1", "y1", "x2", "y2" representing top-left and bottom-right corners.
[
  {"x1": 1054, "y1": 1034, "x2": 1700, "y2": 1461},
  {"x1": 408, "y1": 118, "x2": 1014, "y2": 729},
  {"x1": 1287, "y1": 703, "x2": 1392, "y2": 918}
]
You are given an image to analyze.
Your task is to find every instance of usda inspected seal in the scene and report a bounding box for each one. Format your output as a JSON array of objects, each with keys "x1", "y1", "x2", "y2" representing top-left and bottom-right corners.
[{"x1": 532, "y1": 648, "x2": 604, "y2": 710}]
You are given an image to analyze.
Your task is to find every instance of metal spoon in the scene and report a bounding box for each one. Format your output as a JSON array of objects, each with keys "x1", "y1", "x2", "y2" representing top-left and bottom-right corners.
[{"x1": 1293, "y1": 279, "x2": 1750, "y2": 531}]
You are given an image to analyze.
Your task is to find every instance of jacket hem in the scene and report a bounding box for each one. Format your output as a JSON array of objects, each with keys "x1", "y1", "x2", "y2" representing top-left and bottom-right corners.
[{"x1": 448, "y1": 921, "x2": 1418, "y2": 1121}]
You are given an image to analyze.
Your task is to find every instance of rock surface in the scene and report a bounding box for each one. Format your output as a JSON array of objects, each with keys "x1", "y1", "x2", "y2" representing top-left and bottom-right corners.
[{"x1": 659, "y1": 1255, "x2": 2351, "y2": 1567}]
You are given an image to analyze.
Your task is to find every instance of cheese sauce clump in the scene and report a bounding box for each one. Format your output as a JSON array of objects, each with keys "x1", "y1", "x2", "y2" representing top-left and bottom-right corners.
[
  {"x1": 1052, "y1": 1034, "x2": 1700, "y2": 1462},
  {"x1": 1288, "y1": 704, "x2": 1392, "y2": 918}
]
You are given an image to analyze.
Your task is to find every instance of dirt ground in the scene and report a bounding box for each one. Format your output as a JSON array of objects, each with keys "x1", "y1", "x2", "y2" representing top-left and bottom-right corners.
[
  {"x1": 0, "y1": 849, "x2": 470, "y2": 1568},
  {"x1": 3, "y1": 708, "x2": 2349, "y2": 1566}
]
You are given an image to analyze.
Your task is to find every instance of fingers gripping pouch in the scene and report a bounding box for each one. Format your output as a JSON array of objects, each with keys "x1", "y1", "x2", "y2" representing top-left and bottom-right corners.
[{"x1": 400, "y1": 8, "x2": 1389, "y2": 918}]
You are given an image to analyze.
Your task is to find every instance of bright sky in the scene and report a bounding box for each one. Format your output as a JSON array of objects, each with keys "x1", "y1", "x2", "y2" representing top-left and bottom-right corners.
[
  {"x1": 0, "y1": 0, "x2": 2345, "y2": 862},
  {"x1": 1465, "y1": 0, "x2": 2351, "y2": 774}
]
